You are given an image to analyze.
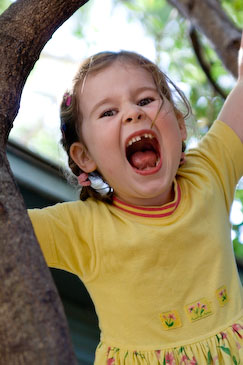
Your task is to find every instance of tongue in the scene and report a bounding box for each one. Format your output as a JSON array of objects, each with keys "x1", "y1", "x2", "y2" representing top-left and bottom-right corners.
[{"x1": 130, "y1": 150, "x2": 157, "y2": 170}]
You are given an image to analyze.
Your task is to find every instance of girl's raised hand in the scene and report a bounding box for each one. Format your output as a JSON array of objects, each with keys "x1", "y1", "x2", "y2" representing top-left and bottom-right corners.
[
  {"x1": 238, "y1": 31, "x2": 243, "y2": 81},
  {"x1": 217, "y1": 30, "x2": 243, "y2": 142}
]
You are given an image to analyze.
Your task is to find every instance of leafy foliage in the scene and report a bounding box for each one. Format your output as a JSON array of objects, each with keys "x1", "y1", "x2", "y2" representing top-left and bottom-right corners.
[{"x1": 221, "y1": 0, "x2": 243, "y2": 27}]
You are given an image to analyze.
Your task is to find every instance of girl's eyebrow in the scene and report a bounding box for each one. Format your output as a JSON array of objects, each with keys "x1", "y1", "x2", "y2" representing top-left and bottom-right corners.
[
  {"x1": 136, "y1": 86, "x2": 158, "y2": 94},
  {"x1": 90, "y1": 97, "x2": 114, "y2": 116},
  {"x1": 90, "y1": 86, "x2": 158, "y2": 115}
]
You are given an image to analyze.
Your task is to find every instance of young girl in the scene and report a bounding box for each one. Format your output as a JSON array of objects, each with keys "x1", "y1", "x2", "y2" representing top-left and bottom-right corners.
[{"x1": 29, "y1": 39, "x2": 243, "y2": 364}]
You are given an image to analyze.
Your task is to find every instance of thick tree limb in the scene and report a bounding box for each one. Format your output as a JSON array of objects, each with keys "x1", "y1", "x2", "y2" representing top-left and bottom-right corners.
[
  {"x1": 167, "y1": 0, "x2": 241, "y2": 78},
  {"x1": 0, "y1": 0, "x2": 88, "y2": 363}
]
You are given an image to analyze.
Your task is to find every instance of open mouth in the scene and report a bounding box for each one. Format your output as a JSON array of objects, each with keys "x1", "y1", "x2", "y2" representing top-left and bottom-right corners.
[{"x1": 125, "y1": 131, "x2": 161, "y2": 174}]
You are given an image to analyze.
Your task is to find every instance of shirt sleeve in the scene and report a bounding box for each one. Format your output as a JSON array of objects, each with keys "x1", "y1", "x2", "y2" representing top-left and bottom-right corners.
[
  {"x1": 28, "y1": 201, "x2": 98, "y2": 282},
  {"x1": 187, "y1": 120, "x2": 243, "y2": 213}
]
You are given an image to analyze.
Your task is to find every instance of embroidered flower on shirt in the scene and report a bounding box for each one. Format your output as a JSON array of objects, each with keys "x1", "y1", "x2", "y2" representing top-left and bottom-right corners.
[
  {"x1": 159, "y1": 310, "x2": 182, "y2": 330},
  {"x1": 185, "y1": 298, "x2": 213, "y2": 322},
  {"x1": 216, "y1": 285, "x2": 229, "y2": 306}
]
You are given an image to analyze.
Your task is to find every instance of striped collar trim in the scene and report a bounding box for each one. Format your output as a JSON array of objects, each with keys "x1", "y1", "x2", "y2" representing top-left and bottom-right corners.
[{"x1": 112, "y1": 181, "x2": 181, "y2": 218}]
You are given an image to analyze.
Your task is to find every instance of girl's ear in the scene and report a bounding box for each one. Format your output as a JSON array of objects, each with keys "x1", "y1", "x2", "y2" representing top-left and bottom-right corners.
[
  {"x1": 175, "y1": 109, "x2": 187, "y2": 141},
  {"x1": 70, "y1": 142, "x2": 97, "y2": 173}
]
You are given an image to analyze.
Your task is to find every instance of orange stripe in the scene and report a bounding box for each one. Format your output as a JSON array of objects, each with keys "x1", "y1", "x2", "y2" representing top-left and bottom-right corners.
[
  {"x1": 112, "y1": 205, "x2": 179, "y2": 218},
  {"x1": 113, "y1": 183, "x2": 181, "y2": 218},
  {"x1": 113, "y1": 197, "x2": 177, "y2": 211}
]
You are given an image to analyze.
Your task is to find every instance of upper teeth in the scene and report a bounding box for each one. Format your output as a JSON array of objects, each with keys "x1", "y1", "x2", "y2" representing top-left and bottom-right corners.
[{"x1": 127, "y1": 133, "x2": 154, "y2": 147}]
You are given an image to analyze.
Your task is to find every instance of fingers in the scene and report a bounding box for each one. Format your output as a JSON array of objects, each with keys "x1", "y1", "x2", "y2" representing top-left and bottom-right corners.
[{"x1": 238, "y1": 31, "x2": 243, "y2": 79}]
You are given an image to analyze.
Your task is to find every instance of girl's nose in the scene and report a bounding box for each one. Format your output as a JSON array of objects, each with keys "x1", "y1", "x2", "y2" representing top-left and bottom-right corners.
[{"x1": 123, "y1": 107, "x2": 145, "y2": 124}]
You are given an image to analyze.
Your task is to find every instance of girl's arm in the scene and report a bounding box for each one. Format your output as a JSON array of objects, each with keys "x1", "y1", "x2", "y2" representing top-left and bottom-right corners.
[{"x1": 218, "y1": 32, "x2": 243, "y2": 143}]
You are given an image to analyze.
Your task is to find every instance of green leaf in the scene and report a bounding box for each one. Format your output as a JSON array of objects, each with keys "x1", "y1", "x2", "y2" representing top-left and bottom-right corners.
[
  {"x1": 207, "y1": 350, "x2": 213, "y2": 364},
  {"x1": 218, "y1": 345, "x2": 231, "y2": 356}
]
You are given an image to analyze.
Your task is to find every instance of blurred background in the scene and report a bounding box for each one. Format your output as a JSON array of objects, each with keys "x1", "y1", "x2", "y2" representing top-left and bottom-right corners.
[{"x1": 2, "y1": 1, "x2": 243, "y2": 363}]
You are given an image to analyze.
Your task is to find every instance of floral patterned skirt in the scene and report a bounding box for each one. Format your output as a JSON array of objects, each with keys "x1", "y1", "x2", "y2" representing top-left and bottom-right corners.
[{"x1": 95, "y1": 319, "x2": 243, "y2": 364}]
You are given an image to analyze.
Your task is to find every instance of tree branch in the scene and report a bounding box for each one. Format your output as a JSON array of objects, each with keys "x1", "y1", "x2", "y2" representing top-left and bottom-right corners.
[
  {"x1": 167, "y1": 0, "x2": 241, "y2": 78},
  {"x1": 189, "y1": 26, "x2": 227, "y2": 99}
]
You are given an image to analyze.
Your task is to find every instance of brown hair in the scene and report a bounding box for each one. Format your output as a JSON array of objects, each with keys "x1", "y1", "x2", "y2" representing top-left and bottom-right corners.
[{"x1": 60, "y1": 50, "x2": 191, "y2": 203}]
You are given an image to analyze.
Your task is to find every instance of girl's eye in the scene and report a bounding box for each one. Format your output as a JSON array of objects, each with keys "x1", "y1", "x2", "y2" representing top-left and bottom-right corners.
[
  {"x1": 100, "y1": 109, "x2": 116, "y2": 118},
  {"x1": 138, "y1": 97, "x2": 154, "y2": 106}
]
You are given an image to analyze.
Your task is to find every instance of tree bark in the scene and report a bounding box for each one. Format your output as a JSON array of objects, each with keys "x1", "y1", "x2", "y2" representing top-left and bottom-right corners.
[
  {"x1": 167, "y1": 0, "x2": 241, "y2": 78},
  {"x1": 0, "y1": 0, "x2": 88, "y2": 363}
]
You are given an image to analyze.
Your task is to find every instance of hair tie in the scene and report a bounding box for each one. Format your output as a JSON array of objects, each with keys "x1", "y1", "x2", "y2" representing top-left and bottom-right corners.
[
  {"x1": 64, "y1": 92, "x2": 72, "y2": 107},
  {"x1": 77, "y1": 173, "x2": 91, "y2": 186}
]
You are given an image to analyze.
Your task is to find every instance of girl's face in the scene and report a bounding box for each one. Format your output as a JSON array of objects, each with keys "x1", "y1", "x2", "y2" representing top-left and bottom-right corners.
[{"x1": 70, "y1": 60, "x2": 187, "y2": 206}]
